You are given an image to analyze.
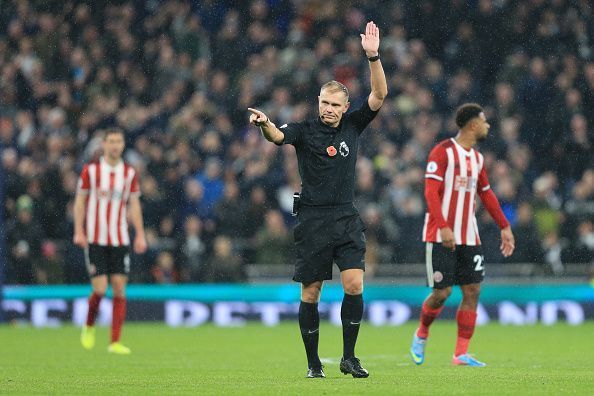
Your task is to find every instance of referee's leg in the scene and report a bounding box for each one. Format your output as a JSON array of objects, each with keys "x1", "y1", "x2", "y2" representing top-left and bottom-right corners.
[
  {"x1": 339, "y1": 269, "x2": 369, "y2": 378},
  {"x1": 299, "y1": 281, "x2": 324, "y2": 377}
]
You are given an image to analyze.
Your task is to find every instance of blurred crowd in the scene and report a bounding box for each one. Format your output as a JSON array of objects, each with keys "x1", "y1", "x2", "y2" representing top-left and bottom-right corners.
[{"x1": 1, "y1": 0, "x2": 593, "y2": 285}]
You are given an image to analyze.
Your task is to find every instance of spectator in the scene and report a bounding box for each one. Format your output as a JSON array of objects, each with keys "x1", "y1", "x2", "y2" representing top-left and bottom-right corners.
[
  {"x1": 203, "y1": 236, "x2": 245, "y2": 283},
  {"x1": 151, "y1": 251, "x2": 179, "y2": 284},
  {"x1": 509, "y1": 202, "x2": 545, "y2": 264},
  {"x1": 6, "y1": 195, "x2": 44, "y2": 284},
  {"x1": 176, "y1": 215, "x2": 207, "y2": 282},
  {"x1": 563, "y1": 219, "x2": 594, "y2": 265},
  {"x1": 214, "y1": 181, "x2": 245, "y2": 239},
  {"x1": 241, "y1": 185, "x2": 268, "y2": 239},
  {"x1": 195, "y1": 157, "x2": 224, "y2": 217},
  {"x1": 140, "y1": 175, "x2": 166, "y2": 231},
  {"x1": 531, "y1": 172, "x2": 563, "y2": 239},
  {"x1": 1, "y1": 1, "x2": 593, "y2": 285},
  {"x1": 253, "y1": 209, "x2": 293, "y2": 265},
  {"x1": 542, "y1": 231, "x2": 565, "y2": 276},
  {"x1": 35, "y1": 240, "x2": 64, "y2": 284}
]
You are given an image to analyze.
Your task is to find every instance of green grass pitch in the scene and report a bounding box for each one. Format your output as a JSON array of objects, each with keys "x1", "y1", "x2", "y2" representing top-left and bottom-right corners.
[{"x1": 1, "y1": 322, "x2": 593, "y2": 395}]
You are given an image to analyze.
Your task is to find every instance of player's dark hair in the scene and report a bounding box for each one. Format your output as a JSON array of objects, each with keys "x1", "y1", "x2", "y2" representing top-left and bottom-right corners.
[
  {"x1": 103, "y1": 128, "x2": 125, "y2": 140},
  {"x1": 455, "y1": 103, "x2": 484, "y2": 128}
]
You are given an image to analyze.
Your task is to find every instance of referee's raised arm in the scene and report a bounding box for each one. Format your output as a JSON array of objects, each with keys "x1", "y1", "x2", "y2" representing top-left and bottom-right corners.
[
  {"x1": 247, "y1": 107, "x2": 284, "y2": 145},
  {"x1": 360, "y1": 21, "x2": 388, "y2": 111}
]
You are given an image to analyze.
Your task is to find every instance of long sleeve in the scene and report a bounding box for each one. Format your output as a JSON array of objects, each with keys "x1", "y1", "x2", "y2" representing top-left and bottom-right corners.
[
  {"x1": 477, "y1": 166, "x2": 509, "y2": 229},
  {"x1": 425, "y1": 178, "x2": 448, "y2": 228}
]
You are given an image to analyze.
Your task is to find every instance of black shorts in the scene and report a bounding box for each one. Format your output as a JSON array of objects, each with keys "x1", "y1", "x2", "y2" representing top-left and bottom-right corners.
[
  {"x1": 425, "y1": 243, "x2": 485, "y2": 288},
  {"x1": 85, "y1": 244, "x2": 131, "y2": 277},
  {"x1": 293, "y1": 205, "x2": 366, "y2": 284}
]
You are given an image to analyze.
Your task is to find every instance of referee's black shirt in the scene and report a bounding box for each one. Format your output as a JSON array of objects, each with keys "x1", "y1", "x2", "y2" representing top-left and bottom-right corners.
[{"x1": 279, "y1": 100, "x2": 379, "y2": 207}]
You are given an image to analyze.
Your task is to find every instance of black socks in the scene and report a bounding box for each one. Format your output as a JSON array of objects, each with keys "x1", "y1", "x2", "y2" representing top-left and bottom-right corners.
[
  {"x1": 299, "y1": 301, "x2": 321, "y2": 368},
  {"x1": 300, "y1": 294, "x2": 364, "y2": 366},
  {"x1": 341, "y1": 293, "x2": 363, "y2": 359}
]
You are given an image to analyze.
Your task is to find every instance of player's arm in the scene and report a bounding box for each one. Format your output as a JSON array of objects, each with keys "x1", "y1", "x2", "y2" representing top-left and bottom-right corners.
[
  {"x1": 247, "y1": 108, "x2": 284, "y2": 145},
  {"x1": 128, "y1": 194, "x2": 147, "y2": 254},
  {"x1": 477, "y1": 168, "x2": 515, "y2": 257},
  {"x1": 73, "y1": 165, "x2": 89, "y2": 249},
  {"x1": 425, "y1": 179, "x2": 455, "y2": 250},
  {"x1": 361, "y1": 21, "x2": 387, "y2": 111},
  {"x1": 424, "y1": 148, "x2": 455, "y2": 250},
  {"x1": 73, "y1": 192, "x2": 88, "y2": 249}
]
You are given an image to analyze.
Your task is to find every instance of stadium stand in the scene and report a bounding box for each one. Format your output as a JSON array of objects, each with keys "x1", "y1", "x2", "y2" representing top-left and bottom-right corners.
[{"x1": 0, "y1": 0, "x2": 593, "y2": 285}]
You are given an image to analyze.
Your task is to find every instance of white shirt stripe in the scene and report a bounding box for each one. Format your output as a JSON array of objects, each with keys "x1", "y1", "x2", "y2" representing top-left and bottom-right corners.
[
  {"x1": 476, "y1": 151, "x2": 485, "y2": 243},
  {"x1": 78, "y1": 158, "x2": 138, "y2": 246},
  {"x1": 466, "y1": 150, "x2": 479, "y2": 245},
  {"x1": 473, "y1": 215, "x2": 480, "y2": 244},
  {"x1": 453, "y1": 143, "x2": 467, "y2": 243},
  {"x1": 87, "y1": 165, "x2": 97, "y2": 242},
  {"x1": 439, "y1": 147, "x2": 456, "y2": 243},
  {"x1": 120, "y1": 167, "x2": 135, "y2": 246},
  {"x1": 108, "y1": 162, "x2": 125, "y2": 247},
  {"x1": 423, "y1": 139, "x2": 487, "y2": 245},
  {"x1": 97, "y1": 159, "x2": 110, "y2": 245}
]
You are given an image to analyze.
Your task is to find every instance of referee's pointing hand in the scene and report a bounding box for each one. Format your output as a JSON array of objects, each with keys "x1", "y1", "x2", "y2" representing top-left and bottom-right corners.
[{"x1": 248, "y1": 108, "x2": 269, "y2": 126}]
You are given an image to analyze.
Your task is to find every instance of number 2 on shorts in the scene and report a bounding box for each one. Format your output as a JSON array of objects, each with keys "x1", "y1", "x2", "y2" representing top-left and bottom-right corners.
[{"x1": 473, "y1": 255, "x2": 485, "y2": 271}]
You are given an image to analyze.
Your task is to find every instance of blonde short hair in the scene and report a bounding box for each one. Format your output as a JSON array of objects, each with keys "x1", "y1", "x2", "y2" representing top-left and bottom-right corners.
[{"x1": 320, "y1": 80, "x2": 349, "y2": 101}]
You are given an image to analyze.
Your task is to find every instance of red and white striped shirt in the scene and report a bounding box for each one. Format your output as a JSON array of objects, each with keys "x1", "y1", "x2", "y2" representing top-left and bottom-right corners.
[
  {"x1": 422, "y1": 138, "x2": 492, "y2": 246},
  {"x1": 77, "y1": 157, "x2": 140, "y2": 246}
]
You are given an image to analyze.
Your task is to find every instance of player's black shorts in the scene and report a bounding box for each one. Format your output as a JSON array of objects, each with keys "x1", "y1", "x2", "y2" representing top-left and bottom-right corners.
[
  {"x1": 85, "y1": 244, "x2": 131, "y2": 277},
  {"x1": 293, "y1": 204, "x2": 366, "y2": 284},
  {"x1": 425, "y1": 243, "x2": 485, "y2": 288}
]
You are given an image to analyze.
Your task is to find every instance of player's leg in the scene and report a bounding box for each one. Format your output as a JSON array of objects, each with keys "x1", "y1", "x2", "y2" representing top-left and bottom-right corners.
[
  {"x1": 452, "y1": 246, "x2": 485, "y2": 367},
  {"x1": 418, "y1": 287, "x2": 451, "y2": 337},
  {"x1": 452, "y1": 283, "x2": 485, "y2": 366},
  {"x1": 411, "y1": 242, "x2": 456, "y2": 364},
  {"x1": 107, "y1": 247, "x2": 131, "y2": 354},
  {"x1": 410, "y1": 287, "x2": 451, "y2": 365},
  {"x1": 300, "y1": 281, "x2": 324, "y2": 378},
  {"x1": 108, "y1": 274, "x2": 130, "y2": 354},
  {"x1": 81, "y1": 245, "x2": 108, "y2": 350}
]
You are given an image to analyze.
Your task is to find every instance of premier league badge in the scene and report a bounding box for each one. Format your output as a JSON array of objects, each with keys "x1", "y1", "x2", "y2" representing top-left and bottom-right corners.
[{"x1": 339, "y1": 141, "x2": 350, "y2": 157}]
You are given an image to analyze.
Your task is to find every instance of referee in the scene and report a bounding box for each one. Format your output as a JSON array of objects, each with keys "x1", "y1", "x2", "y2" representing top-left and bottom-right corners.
[{"x1": 248, "y1": 21, "x2": 387, "y2": 378}]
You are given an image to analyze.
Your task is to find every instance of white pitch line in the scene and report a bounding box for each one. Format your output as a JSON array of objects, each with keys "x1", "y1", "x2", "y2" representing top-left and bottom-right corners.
[{"x1": 320, "y1": 354, "x2": 410, "y2": 365}]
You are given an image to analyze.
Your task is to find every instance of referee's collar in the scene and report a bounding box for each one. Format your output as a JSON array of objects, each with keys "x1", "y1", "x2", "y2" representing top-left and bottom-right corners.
[{"x1": 317, "y1": 116, "x2": 342, "y2": 132}]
